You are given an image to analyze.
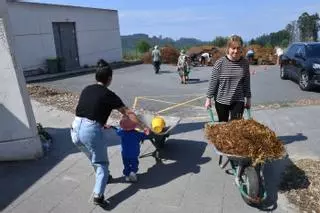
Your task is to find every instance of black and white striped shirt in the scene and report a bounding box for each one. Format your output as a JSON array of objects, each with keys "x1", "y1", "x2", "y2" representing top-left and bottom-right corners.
[{"x1": 207, "y1": 56, "x2": 251, "y2": 105}]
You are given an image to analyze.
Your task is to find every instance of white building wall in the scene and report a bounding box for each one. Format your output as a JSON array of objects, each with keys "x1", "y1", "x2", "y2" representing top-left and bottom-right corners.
[
  {"x1": 7, "y1": 2, "x2": 122, "y2": 71},
  {"x1": 0, "y1": 0, "x2": 42, "y2": 161}
]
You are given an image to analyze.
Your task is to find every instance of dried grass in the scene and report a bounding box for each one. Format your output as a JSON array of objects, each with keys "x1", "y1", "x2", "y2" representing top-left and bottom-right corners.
[{"x1": 205, "y1": 119, "x2": 285, "y2": 166}]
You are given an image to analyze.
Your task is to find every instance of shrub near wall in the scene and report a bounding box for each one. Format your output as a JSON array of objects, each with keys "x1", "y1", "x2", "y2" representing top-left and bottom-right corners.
[
  {"x1": 142, "y1": 46, "x2": 180, "y2": 64},
  {"x1": 142, "y1": 52, "x2": 152, "y2": 64}
]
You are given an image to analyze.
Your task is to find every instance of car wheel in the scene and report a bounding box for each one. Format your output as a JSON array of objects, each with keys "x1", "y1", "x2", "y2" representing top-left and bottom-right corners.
[
  {"x1": 299, "y1": 70, "x2": 312, "y2": 91},
  {"x1": 280, "y1": 66, "x2": 288, "y2": 80}
]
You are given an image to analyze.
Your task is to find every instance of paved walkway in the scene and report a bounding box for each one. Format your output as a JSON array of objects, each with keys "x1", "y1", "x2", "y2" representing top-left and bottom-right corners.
[{"x1": 1, "y1": 101, "x2": 319, "y2": 213}]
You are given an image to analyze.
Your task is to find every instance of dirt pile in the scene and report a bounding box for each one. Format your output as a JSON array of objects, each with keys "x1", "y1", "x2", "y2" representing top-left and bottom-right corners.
[
  {"x1": 187, "y1": 45, "x2": 224, "y2": 65},
  {"x1": 244, "y1": 44, "x2": 277, "y2": 65},
  {"x1": 143, "y1": 46, "x2": 179, "y2": 64},
  {"x1": 143, "y1": 44, "x2": 277, "y2": 65}
]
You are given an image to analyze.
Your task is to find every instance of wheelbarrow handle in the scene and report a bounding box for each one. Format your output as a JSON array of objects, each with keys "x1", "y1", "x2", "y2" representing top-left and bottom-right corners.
[
  {"x1": 207, "y1": 108, "x2": 215, "y2": 124},
  {"x1": 245, "y1": 108, "x2": 252, "y2": 120}
]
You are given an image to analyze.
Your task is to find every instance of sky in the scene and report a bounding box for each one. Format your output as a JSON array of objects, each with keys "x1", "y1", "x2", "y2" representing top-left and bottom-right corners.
[{"x1": 26, "y1": 0, "x2": 320, "y2": 41}]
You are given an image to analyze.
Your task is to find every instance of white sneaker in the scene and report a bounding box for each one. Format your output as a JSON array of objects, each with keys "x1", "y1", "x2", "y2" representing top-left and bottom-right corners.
[
  {"x1": 129, "y1": 172, "x2": 137, "y2": 182},
  {"x1": 124, "y1": 176, "x2": 130, "y2": 182}
]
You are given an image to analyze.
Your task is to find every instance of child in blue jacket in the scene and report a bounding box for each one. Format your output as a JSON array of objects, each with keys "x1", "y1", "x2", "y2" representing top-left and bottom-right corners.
[{"x1": 116, "y1": 116, "x2": 149, "y2": 182}]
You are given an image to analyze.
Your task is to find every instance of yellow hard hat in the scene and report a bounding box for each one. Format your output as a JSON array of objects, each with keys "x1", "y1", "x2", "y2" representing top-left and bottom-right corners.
[{"x1": 151, "y1": 116, "x2": 166, "y2": 134}]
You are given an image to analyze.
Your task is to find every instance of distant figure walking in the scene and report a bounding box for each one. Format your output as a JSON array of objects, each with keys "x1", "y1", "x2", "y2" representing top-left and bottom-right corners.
[
  {"x1": 246, "y1": 48, "x2": 255, "y2": 64},
  {"x1": 275, "y1": 46, "x2": 284, "y2": 65},
  {"x1": 177, "y1": 50, "x2": 189, "y2": 84},
  {"x1": 152, "y1": 45, "x2": 161, "y2": 74}
]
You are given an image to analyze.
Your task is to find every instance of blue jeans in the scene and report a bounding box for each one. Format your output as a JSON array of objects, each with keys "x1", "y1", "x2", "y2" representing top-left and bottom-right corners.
[
  {"x1": 70, "y1": 117, "x2": 109, "y2": 196},
  {"x1": 122, "y1": 155, "x2": 139, "y2": 176}
]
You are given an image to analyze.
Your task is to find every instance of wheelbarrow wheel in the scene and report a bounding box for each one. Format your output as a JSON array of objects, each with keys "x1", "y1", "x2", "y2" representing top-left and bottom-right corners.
[{"x1": 241, "y1": 166, "x2": 261, "y2": 206}]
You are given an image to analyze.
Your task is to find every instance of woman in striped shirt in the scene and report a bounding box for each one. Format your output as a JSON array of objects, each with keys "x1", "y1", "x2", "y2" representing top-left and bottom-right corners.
[{"x1": 205, "y1": 35, "x2": 251, "y2": 122}]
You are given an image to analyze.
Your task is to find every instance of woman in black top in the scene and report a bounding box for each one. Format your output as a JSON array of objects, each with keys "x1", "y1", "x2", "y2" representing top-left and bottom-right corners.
[{"x1": 70, "y1": 65, "x2": 148, "y2": 206}]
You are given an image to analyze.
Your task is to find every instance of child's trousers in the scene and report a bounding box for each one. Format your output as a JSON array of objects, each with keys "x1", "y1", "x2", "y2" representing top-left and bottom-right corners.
[{"x1": 121, "y1": 155, "x2": 139, "y2": 176}]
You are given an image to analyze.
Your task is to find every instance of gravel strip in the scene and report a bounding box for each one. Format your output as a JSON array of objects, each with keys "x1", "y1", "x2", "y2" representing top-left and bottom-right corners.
[{"x1": 279, "y1": 159, "x2": 320, "y2": 213}]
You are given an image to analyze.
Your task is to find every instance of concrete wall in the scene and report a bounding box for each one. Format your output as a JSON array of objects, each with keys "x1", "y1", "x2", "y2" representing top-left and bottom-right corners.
[
  {"x1": 7, "y1": 2, "x2": 122, "y2": 71},
  {"x1": 0, "y1": 1, "x2": 42, "y2": 161}
]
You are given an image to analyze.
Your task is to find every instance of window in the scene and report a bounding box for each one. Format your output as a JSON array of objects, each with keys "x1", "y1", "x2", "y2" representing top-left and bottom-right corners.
[
  {"x1": 287, "y1": 45, "x2": 298, "y2": 58},
  {"x1": 296, "y1": 45, "x2": 306, "y2": 58},
  {"x1": 307, "y1": 44, "x2": 320, "y2": 58}
]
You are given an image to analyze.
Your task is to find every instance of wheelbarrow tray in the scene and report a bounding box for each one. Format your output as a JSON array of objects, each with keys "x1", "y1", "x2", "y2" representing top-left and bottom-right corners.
[
  {"x1": 137, "y1": 112, "x2": 181, "y2": 136},
  {"x1": 206, "y1": 122, "x2": 287, "y2": 164},
  {"x1": 137, "y1": 112, "x2": 181, "y2": 160}
]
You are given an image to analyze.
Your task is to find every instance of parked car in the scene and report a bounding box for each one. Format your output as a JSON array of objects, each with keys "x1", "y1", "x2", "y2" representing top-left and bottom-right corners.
[{"x1": 280, "y1": 42, "x2": 320, "y2": 91}]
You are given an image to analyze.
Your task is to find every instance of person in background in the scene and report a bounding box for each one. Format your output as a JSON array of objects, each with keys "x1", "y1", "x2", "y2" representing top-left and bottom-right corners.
[
  {"x1": 70, "y1": 65, "x2": 149, "y2": 207},
  {"x1": 177, "y1": 49, "x2": 189, "y2": 84},
  {"x1": 205, "y1": 35, "x2": 251, "y2": 122},
  {"x1": 200, "y1": 52, "x2": 210, "y2": 66},
  {"x1": 114, "y1": 116, "x2": 149, "y2": 182},
  {"x1": 152, "y1": 45, "x2": 161, "y2": 74},
  {"x1": 246, "y1": 48, "x2": 255, "y2": 64},
  {"x1": 275, "y1": 46, "x2": 284, "y2": 65}
]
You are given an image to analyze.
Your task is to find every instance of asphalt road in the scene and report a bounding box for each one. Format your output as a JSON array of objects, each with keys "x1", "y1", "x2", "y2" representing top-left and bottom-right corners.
[{"x1": 35, "y1": 64, "x2": 320, "y2": 118}]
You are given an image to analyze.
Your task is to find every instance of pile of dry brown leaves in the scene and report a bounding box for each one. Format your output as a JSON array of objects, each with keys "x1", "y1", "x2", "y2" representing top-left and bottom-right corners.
[
  {"x1": 205, "y1": 119, "x2": 285, "y2": 166},
  {"x1": 27, "y1": 85, "x2": 123, "y2": 120},
  {"x1": 280, "y1": 159, "x2": 320, "y2": 213},
  {"x1": 27, "y1": 85, "x2": 79, "y2": 113}
]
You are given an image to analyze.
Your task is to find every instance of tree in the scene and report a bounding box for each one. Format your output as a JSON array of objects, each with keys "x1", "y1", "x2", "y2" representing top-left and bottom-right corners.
[
  {"x1": 252, "y1": 30, "x2": 290, "y2": 47},
  {"x1": 249, "y1": 39, "x2": 256, "y2": 45},
  {"x1": 281, "y1": 39, "x2": 289, "y2": 47},
  {"x1": 298, "y1": 12, "x2": 320, "y2": 41},
  {"x1": 136, "y1": 40, "x2": 151, "y2": 53},
  {"x1": 212, "y1": 36, "x2": 229, "y2": 47}
]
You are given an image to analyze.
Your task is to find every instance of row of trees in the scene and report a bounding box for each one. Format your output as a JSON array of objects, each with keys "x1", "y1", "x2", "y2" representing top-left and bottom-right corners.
[
  {"x1": 297, "y1": 12, "x2": 319, "y2": 41},
  {"x1": 134, "y1": 11, "x2": 320, "y2": 55},
  {"x1": 211, "y1": 12, "x2": 320, "y2": 48},
  {"x1": 249, "y1": 12, "x2": 319, "y2": 47}
]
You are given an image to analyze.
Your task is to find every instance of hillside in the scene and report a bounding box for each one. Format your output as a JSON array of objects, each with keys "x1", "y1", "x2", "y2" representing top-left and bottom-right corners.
[{"x1": 121, "y1": 33, "x2": 210, "y2": 51}]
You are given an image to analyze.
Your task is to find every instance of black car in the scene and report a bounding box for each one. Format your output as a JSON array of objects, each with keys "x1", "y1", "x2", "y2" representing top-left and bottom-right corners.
[{"x1": 280, "y1": 42, "x2": 320, "y2": 91}]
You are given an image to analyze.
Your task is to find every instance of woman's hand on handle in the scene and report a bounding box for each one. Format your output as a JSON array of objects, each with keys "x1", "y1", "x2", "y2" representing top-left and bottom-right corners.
[
  {"x1": 205, "y1": 98, "x2": 212, "y2": 109},
  {"x1": 245, "y1": 98, "x2": 251, "y2": 109}
]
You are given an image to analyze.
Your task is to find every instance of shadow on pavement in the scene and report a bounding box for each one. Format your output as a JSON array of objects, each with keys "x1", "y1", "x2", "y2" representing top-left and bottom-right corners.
[
  {"x1": 0, "y1": 127, "x2": 79, "y2": 211},
  {"x1": 171, "y1": 121, "x2": 206, "y2": 135},
  {"x1": 278, "y1": 133, "x2": 308, "y2": 145},
  {"x1": 306, "y1": 87, "x2": 320, "y2": 93},
  {"x1": 103, "y1": 139, "x2": 211, "y2": 210},
  {"x1": 157, "y1": 70, "x2": 174, "y2": 74},
  {"x1": 187, "y1": 79, "x2": 208, "y2": 84},
  {"x1": 257, "y1": 157, "x2": 290, "y2": 211}
]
